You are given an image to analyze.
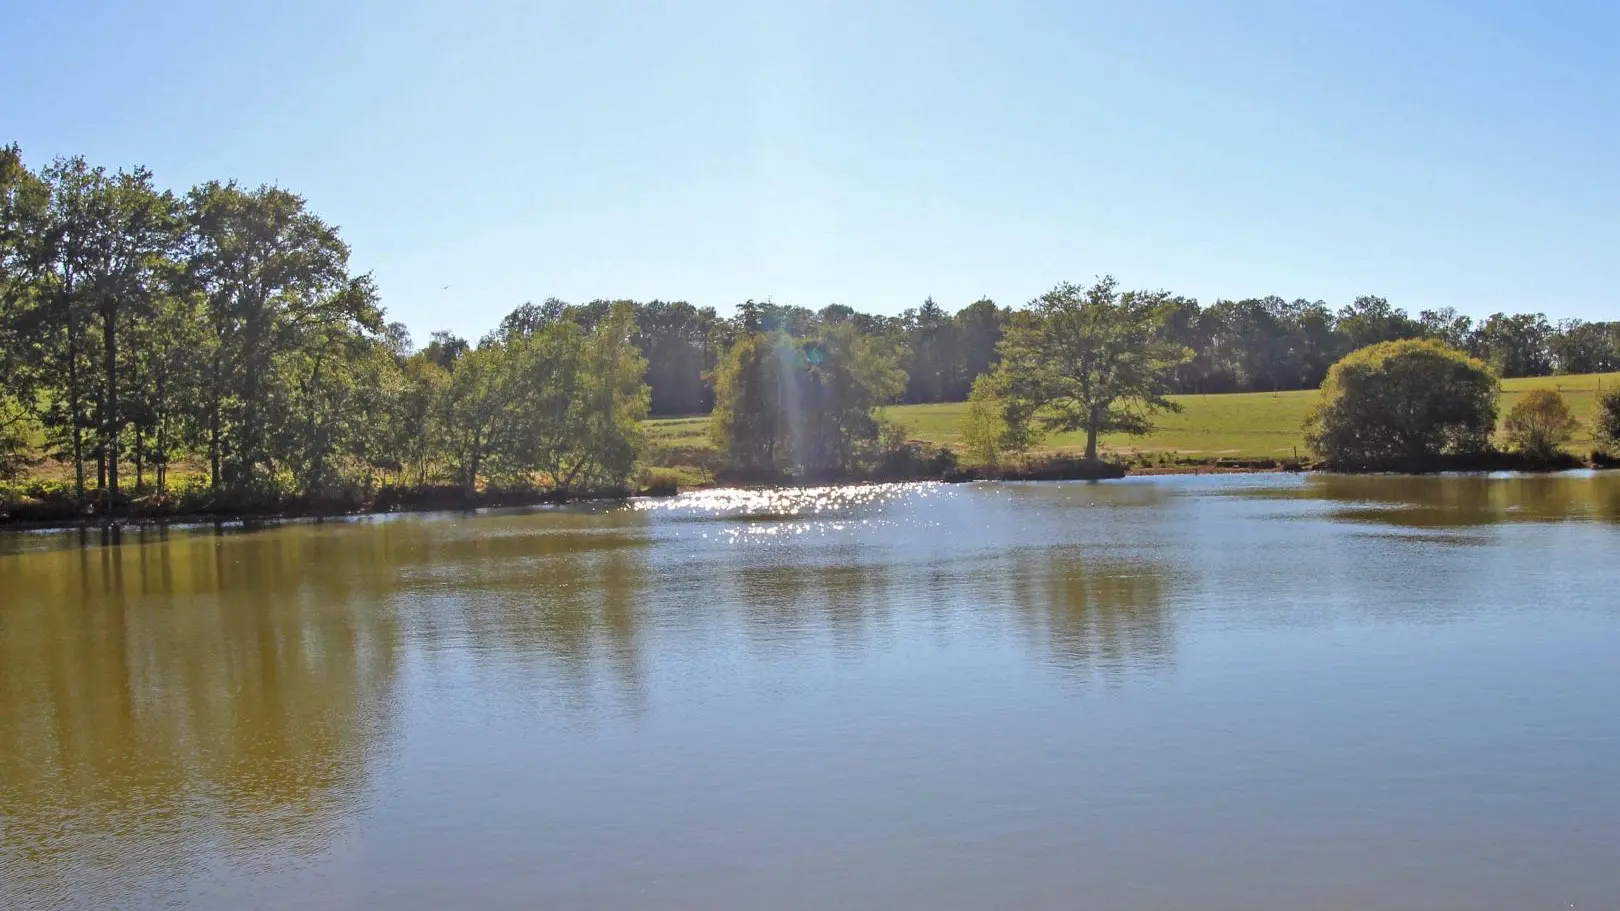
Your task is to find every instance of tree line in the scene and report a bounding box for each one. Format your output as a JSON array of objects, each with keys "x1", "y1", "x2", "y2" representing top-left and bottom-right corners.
[
  {"x1": 7, "y1": 142, "x2": 1620, "y2": 505},
  {"x1": 611, "y1": 285, "x2": 1619, "y2": 422},
  {"x1": 542, "y1": 286, "x2": 1620, "y2": 424}
]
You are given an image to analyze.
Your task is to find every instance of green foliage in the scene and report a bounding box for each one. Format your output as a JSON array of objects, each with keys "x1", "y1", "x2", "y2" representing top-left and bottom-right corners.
[
  {"x1": 419, "y1": 301, "x2": 650, "y2": 495},
  {"x1": 1550, "y1": 320, "x2": 1620, "y2": 375},
  {"x1": 1306, "y1": 339, "x2": 1499, "y2": 471},
  {"x1": 708, "y1": 321, "x2": 904, "y2": 477},
  {"x1": 1593, "y1": 387, "x2": 1620, "y2": 455},
  {"x1": 1477, "y1": 312, "x2": 1554, "y2": 378},
  {"x1": 1502, "y1": 389, "x2": 1578, "y2": 460},
  {"x1": 978, "y1": 277, "x2": 1190, "y2": 461},
  {"x1": 0, "y1": 394, "x2": 37, "y2": 479},
  {"x1": 1335, "y1": 295, "x2": 1422, "y2": 352},
  {"x1": 959, "y1": 393, "x2": 1003, "y2": 467},
  {"x1": 9, "y1": 138, "x2": 1620, "y2": 512},
  {"x1": 0, "y1": 145, "x2": 653, "y2": 514},
  {"x1": 959, "y1": 372, "x2": 1043, "y2": 466},
  {"x1": 185, "y1": 180, "x2": 377, "y2": 493},
  {"x1": 654, "y1": 371, "x2": 1620, "y2": 463}
]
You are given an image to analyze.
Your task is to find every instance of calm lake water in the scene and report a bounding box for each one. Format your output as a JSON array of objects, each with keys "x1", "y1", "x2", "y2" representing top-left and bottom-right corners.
[{"x1": 3, "y1": 473, "x2": 1619, "y2": 911}]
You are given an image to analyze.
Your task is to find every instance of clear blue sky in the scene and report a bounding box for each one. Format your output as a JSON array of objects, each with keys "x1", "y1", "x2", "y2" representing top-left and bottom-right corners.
[{"x1": 5, "y1": 0, "x2": 1619, "y2": 341}]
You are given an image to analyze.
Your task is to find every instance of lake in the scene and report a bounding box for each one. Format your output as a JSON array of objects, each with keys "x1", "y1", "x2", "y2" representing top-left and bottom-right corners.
[{"x1": 3, "y1": 473, "x2": 1619, "y2": 911}]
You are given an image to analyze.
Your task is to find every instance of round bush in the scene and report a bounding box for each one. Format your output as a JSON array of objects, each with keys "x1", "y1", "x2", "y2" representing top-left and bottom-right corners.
[{"x1": 1306, "y1": 339, "x2": 1499, "y2": 471}]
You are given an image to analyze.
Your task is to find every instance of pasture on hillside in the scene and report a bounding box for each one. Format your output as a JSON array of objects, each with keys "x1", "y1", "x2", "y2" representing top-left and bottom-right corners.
[{"x1": 645, "y1": 372, "x2": 1620, "y2": 462}]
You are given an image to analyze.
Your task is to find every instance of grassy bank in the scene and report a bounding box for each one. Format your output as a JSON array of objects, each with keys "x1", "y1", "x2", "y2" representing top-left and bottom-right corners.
[{"x1": 647, "y1": 371, "x2": 1620, "y2": 463}]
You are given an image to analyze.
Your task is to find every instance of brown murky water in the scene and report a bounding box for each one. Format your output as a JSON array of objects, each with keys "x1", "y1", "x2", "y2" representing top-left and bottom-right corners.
[{"x1": 3, "y1": 473, "x2": 1619, "y2": 910}]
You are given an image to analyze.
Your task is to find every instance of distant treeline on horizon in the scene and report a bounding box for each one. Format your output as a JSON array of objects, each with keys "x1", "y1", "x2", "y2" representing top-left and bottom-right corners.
[{"x1": 541, "y1": 290, "x2": 1618, "y2": 417}]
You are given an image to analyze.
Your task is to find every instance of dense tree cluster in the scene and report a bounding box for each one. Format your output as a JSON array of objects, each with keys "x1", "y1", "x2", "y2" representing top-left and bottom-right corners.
[
  {"x1": 1158, "y1": 296, "x2": 1620, "y2": 393},
  {"x1": 706, "y1": 301, "x2": 907, "y2": 479},
  {"x1": 0, "y1": 146, "x2": 648, "y2": 504}
]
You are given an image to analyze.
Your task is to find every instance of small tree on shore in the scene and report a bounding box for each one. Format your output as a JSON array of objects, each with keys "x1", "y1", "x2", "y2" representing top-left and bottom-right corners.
[
  {"x1": 1306, "y1": 339, "x2": 1498, "y2": 471},
  {"x1": 1502, "y1": 389, "x2": 1578, "y2": 460},
  {"x1": 960, "y1": 373, "x2": 1043, "y2": 467}
]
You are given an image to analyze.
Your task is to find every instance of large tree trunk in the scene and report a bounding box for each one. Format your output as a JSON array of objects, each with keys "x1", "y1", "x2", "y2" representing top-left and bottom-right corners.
[
  {"x1": 103, "y1": 306, "x2": 120, "y2": 509},
  {"x1": 134, "y1": 427, "x2": 144, "y2": 495},
  {"x1": 1085, "y1": 406, "x2": 1101, "y2": 462},
  {"x1": 305, "y1": 352, "x2": 325, "y2": 494},
  {"x1": 156, "y1": 412, "x2": 168, "y2": 498},
  {"x1": 466, "y1": 429, "x2": 482, "y2": 495},
  {"x1": 208, "y1": 349, "x2": 223, "y2": 490},
  {"x1": 154, "y1": 373, "x2": 167, "y2": 497},
  {"x1": 66, "y1": 316, "x2": 86, "y2": 499},
  {"x1": 209, "y1": 399, "x2": 221, "y2": 490}
]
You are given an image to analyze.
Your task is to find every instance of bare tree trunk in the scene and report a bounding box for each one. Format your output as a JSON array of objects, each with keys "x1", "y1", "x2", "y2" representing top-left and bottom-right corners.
[{"x1": 1085, "y1": 407, "x2": 1100, "y2": 462}]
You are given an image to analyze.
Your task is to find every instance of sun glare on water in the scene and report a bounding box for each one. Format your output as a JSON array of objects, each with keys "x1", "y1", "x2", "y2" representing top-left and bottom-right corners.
[{"x1": 631, "y1": 482, "x2": 947, "y2": 542}]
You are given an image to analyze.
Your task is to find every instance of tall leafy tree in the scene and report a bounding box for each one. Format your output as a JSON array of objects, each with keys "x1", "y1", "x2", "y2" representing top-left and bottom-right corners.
[
  {"x1": 0, "y1": 145, "x2": 44, "y2": 477},
  {"x1": 1476, "y1": 312, "x2": 1553, "y2": 378},
  {"x1": 1548, "y1": 320, "x2": 1617, "y2": 375},
  {"x1": 561, "y1": 302, "x2": 650, "y2": 490},
  {"x1": 439, "y1": 341, "x2": 508, "y2": 493},
  {"x1": 636, "y1": 300, "x2": 717, "y2": 415},
  {"x1": 78, "y1": 166, "x2": 181, "y2": 502},
  {"x1": 183, "y1": 181, "x2": 372, "y2": 492},
  {"x1": 952, "y1": 298, "x2": 1006, "y2": 399},
  {"x1": 708, "y1": 330, "x2": 792, "y2": 475},
  {"x1": 709, "y1": 318, "x2": 902, "y2": 477},
  {"x1": 1336, "y1": 295, "x2": 1422, "y2": 351},
  {"x1": 903, "y1": 296, "x2": 956, "y2": 404},
  {"x1": 1419, "y1": 307, "x2": 1477, "y2": 353},
  {"x1": 124, "y1": 284, "x2": 208, "y2": 495},
  {"x1": 979, "y1": 278, "x2": 1191, "y2": 461},
  {"x1": 20, "y1": 158, "x2": 104, "y2": 495}
]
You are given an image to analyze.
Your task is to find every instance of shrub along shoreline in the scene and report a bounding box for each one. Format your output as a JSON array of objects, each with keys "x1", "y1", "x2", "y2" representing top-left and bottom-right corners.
[
  {"x1": 11, "y1": 448, "x2": 1619, "y2": 533},
  {"x1": 0, "y1": 481, "x2": 656, "y2": 531}
]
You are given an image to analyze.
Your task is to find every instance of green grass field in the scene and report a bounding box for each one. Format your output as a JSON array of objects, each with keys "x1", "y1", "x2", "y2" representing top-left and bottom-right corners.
[{"x1": 646, "y1": 372, "x2": 1620, "y2": 462}]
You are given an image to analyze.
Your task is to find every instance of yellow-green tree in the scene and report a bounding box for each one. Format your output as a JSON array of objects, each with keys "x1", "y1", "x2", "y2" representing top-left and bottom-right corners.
[
  {"x1": 1502, "y1": 389, "x2": 1578, "y2": 460},
  {"x1": 1306, "y1": 339, "x2": 1498, "y2": 471}
]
